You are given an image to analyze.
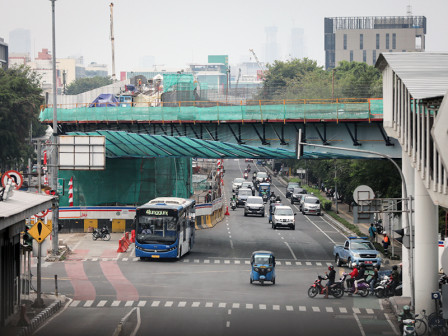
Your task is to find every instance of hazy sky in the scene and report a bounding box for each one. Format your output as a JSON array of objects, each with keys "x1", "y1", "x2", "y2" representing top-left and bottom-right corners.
[{"x1": 1, "y1": 0, "x2": 447, "y2": 73}]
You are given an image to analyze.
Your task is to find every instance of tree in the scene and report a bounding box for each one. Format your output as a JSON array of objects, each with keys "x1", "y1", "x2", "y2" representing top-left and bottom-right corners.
[
  {"x1": 0, "y1": 66, "x2": 46, "y2": 171},
  {"x1": 334, "y1": 61, "x2": 382, "y2": 98},
  {"x1": 66, "y1": 76, "x2": 113, "y2": 95}
]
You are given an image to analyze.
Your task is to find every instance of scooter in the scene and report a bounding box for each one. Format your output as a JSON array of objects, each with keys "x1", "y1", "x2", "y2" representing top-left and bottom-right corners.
[
  {"x1": 402, "y1": 319, "x2": 416, "y2": 336},
  {"x1": 262, "y1": 193, "x2": 268, "y2": 204},
  {"x1": 374, "y1": 276, "x2": 402, "y2": 298},
  {"x1": 92, "y1": 226, "x2": 111, "y2": 241},
  {"x1": 307, "y1": 275, "x2": 344, "y2": 298},
  {"x1": 373, "y1": 219, "x2": 383, "y2": 234},
  {"x1": 343, "y1": 273, "x2": 370, "y2": 297},
  {"x1": 244, "y1": 172, "x2": 248, "y2": 180},
  {"x1": 231, "y1": 200, "x2": 237, "y2": 210}
]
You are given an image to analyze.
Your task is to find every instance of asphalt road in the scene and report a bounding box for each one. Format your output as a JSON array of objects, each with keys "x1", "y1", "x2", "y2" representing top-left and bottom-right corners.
[{"x1": 33, "y1": 159, "x2": 398, "y2": 336}]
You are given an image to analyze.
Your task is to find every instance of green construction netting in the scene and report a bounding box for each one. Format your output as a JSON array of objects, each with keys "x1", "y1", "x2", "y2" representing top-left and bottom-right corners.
[
  {"x1": 40, "y1": 100, "x2": 383, "y2": 122},
  {"x1": 58, "y1": 157, "x2": 192, "y2": 207},
  {"x1": 163, "y1": 73, "x2": 195, "y2": 93}
]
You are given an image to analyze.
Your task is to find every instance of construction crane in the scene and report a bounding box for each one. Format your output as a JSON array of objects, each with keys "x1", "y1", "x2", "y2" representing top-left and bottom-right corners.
[
  {"x1": 249, "y1": 49, "x2": 265, "y2": 71},
  {"x1": 235, "y1": 68, "x2": 242, "y2": 90}
]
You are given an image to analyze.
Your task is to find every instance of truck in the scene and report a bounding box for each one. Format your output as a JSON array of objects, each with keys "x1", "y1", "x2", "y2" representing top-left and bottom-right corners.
[{"x1": 333, "y1": 237, "x2": 382, "y2": 269}]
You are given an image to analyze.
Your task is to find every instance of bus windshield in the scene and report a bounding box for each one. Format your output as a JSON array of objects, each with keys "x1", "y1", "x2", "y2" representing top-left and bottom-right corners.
[{"x1": 137, "y1": 216, "x2": 178, "y2": 244}]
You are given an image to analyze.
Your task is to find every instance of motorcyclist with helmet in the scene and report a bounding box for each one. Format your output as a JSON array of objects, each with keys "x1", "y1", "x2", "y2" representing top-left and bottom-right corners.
[
  {"x1": 390, "y1": 265, "x2": 400, "y2": 292},
  {"x1": 324, "y1": 265, "x2": 336, "y2": 299},
  {"x1": 398, "y1": 305, "x2": 414, "y2": 333}
]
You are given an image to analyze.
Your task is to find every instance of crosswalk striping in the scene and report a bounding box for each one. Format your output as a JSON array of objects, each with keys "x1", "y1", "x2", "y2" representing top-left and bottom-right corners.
[
  {"x1": 67, "y1": 299, "x2": 382, "y2": 315},
  {"x1": 59, "y1": 257, "x2": 334, "y2": 267}
]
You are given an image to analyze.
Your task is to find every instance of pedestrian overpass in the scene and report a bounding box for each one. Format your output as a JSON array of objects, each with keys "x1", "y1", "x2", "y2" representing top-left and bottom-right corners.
[{"x1": 40, "y1": 98, "x2": 401, "y2": 159}]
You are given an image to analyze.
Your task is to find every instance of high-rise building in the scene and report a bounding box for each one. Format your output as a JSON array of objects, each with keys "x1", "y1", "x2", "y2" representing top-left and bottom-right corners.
[
  {"x1": 291, "y1": 27, "x2": 304, "y2": 59},
  {"x1": 264, "y1": 26, "x2": 279, "y2": 64},
  {"x1": 8, "y1": 28, "x2": 31, "y2": 54},
  {"x1": 0, "y1": 38, "x2": 8, "y2": 69},
  {"x1": 324, "y1": 16, "x2": 426, "y2": 69}
]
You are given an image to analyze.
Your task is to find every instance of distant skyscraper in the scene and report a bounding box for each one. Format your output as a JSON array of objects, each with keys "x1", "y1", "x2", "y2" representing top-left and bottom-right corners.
[
  {"x1": 264, "y1": 26, "x2": 279, "y2": 64},
  {"x1": 291, "y1": 27, "x2": 304, "y2": 59},
  {"x1": 8, "y1": 28, "x2": 31, "y2": 54}
]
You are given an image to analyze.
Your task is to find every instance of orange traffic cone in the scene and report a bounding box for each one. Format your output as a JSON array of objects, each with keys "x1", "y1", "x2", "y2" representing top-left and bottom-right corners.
[{"x1": 225, "y1": 206, "x2": 230, "y2": 216}]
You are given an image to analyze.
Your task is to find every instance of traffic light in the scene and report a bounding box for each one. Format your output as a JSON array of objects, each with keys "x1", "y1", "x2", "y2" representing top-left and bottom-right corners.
[
  {"x1": 23, "y1": 225, "x2": 33, "y2": 247},
  {"x1": 394, "y1": 228, "x2": 411, "y2": 249}
]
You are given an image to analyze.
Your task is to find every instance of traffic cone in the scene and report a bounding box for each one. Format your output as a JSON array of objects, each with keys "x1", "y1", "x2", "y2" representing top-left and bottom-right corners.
[{"x1": 225, "y1": 206, "x2": 230, "y2": 216}]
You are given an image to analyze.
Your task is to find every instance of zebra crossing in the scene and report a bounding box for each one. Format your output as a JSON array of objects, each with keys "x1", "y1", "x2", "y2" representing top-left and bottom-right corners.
[
  {"x1": 69, "y1": 298, "x2": 378, "y2": 315},
  {"x1": 59, "y1": 256, "x2": 334, "y2": 267}
]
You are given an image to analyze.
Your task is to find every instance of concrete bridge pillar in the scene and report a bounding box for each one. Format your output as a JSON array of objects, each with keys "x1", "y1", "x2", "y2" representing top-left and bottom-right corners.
[
  {"x1": 401, "y1": 153, "x2": 414, "y2": 297},
  {"x1": 414, "y1": 170, "x2": 439, "y2": 314}
]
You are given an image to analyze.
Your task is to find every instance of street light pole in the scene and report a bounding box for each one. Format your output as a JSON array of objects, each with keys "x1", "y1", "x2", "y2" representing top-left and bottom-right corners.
[
  {"x1": 334, "y1": 165, "x2": 338, "y2": 214},
  {"x1": 50, "y1": 0, "x2": 60, "y2": 256},
  {"x1": 301, "y1": 142, "x2": 414, "y2": 310}
]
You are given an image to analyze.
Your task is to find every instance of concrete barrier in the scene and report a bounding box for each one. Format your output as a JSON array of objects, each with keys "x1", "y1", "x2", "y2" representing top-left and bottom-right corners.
[{"x1": 112, "y1": 307, "x2": 141, "y2": 336}]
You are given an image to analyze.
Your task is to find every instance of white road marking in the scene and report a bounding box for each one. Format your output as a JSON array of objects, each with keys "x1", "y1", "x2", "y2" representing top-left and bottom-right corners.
[
  {"x1": 224, "y1": 260, "x2": 230, "y2": 264},
  {"x1": 285, "y1": 261, "x2": 292, "y2": 265},
  {"x1": 219, "y1": 303, "x2": 227, "y2": 308},
  {"x1": 97, "y1": 300, "x2": 107, "y2": 307},
  {"x1": 306, "y1": 262, "x2": 312, "y2": 266},
  {"x1": 111, "y1": 300, "x2": 120, "y2": 307},
  {"x1": 299, "y1": 306, "x2": 307, "y2": 312},
  {"x1": 366, "y1": 308, "x2": 374, "y2": 314},
  {"x1": 259, "y1": 304, "x2": 267, "y2": 310},
  {"x1": 214, "y1": 260, "x2": 221, "y2": 264},
  {"x1": 312, "y1": 306, "x2": 320, "y2": 312},
  {"x1": 92, "y1": 258, "x2": 98, "y2": 262},
  {"x1": 296, "y1": 261, "x2": 302, "y2": 266},
  {"x1": 352, "y1": 307, "x2": 361, "y2": 314},
  {"x1": 204, "y1": 259, "x2": 210, "y2": 263},
  {"x1": 164, "y1": 301, "x2": 173, "y2": 307},
  {"x1": 303, "y1": 215, "x2": 337, "y2": 245},
  {"x1": 273, "y1": 305, "x2": 280, "y2": 311},
  {"x1": 226, "y1": 321, "x2": 230, "y2": 328},
  {"x1": 316, "y1": 262, "x2": 322, "y2": 266},
  {"x1": 286, "y1": 305, "x2": 294, "y2": 311},
  {"x1": 183, "y1": 259, "x2": 190, "y2": 263},
  {"x1": 246, "y1": 304, "x2": 253, "y2": 309},
  {"x1": 326, "y1": 307, "x2": 334, "y2": 313},
  {"x1": 133, "y1": 258, "x2": 139, "y2": 261},
  {"x1": 234, "y1": 260, "x2": 241, "y2": 264},
  {"x1": 245, "y1": 260, "x2": 250, "y2": 264},
  {"x1": 178, "y1": 301, "x2": 186, "y2": 307},
  {"x1": 84, "y1": 300, "x2": 94, "y2": 307},
  {"x1": 125, "y1": 301, "x2": 134, "y2": 307},
  {"x1": 353, "y1": 313, "x2": 366, "y2": 336},
  {"x1": 192, "y1": 302, "x2": 200, "y2": 307},
  {"x1": 276, "y1": 261, "x2": 282, "y2": 265},
  {"x1": 205, "y1": 302, "x2": 213, "y2": 308},
  {"x1": 138, "y1": 301, "x2": 146, "y2": 307},
  {"x1": 151, "y1": 301, "x2": 160, "y2": 307},
  {"x1": 70, "y1": 300, "x2": 80, "y2": 307},
  {"x1": 284, "y1": 242, "x2": 297, "y2": 260},
  {"x1": 232, "y1": 303, "x2": 240, "y2": 309},
  {"x1": 122, "y1": 258, "x2": 128, "y2": 261},
  {"x1": 194, "y1": 259, "x2": 200, "y2": 263},
  {"x1": 339, "y1": 307, "x2": 347, "y2": 313}
]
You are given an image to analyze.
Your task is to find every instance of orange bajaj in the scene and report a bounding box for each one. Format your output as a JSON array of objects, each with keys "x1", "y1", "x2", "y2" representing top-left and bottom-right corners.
[{"x1": 250, "y1": 251, "x2": 276, "y2": 285}]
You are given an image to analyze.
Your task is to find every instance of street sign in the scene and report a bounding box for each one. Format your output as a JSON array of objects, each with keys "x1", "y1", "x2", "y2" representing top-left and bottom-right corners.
[
  {"x1": 28, "y1": 220, "x2": 51, "y2": 244},
  {"x1": 1, "y1": 170, "x2": 23, "y2": 189},
  {"x1": 353, "y1": 185, "x2": 375, "y2": 205}
]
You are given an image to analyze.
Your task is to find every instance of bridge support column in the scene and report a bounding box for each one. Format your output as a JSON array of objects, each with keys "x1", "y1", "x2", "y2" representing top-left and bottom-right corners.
[
  {"x1": 414, "y1": 170, "x2": 439, "y2": 314},
  {"x1": 401, "y1": 153, "x2": 414, "y2": 298}
]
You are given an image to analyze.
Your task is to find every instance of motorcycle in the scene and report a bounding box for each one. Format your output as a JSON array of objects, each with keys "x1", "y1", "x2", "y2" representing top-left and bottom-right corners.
[
  {"x1": 231, "y1": 199, "x2": 237, "y2": 210},
  {"x1": 262, "y1": 193, "x2": 268, "y2": 204},
  {"x1": 273, "y1": 170, "x2": 278, "y2": 177},
  {"x1": 244, "y1": 172, "x2": 248, "y2": 180},
  {"x1": 374, "y1": 276, "x2": 402, "y2": 298},
  {"x1": 269, "y1": 195, "x2": 276, "y2": 204},
  {"x1": 247, "y1": 165, "x2": 251, "y2": 172},
  {"x1": 402, "y1": 319, "x2": 416, "y2": 336},
  {"x1": 373, "y1": 219, "x2": 383, "y2": 234},
  {"x1": 308, "y1": 275, "x2": 344, "y2": 298},
  {"x1": 342, "y1": 273, "x2": 370, "y2": 297},
  {"x1": 92, "y1": 226, "x2": 111, "y2": 241},
  {"x1": 439, "y1": 273, "x2": 448, "y2": 290}
]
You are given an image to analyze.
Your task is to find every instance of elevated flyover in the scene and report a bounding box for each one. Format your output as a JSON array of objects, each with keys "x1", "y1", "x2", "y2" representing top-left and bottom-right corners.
[{"x1": 40, "y1": 98, "x2": 401, "y2": 159}]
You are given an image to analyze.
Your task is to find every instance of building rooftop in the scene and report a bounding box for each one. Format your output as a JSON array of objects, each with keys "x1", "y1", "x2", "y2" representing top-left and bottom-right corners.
[{"x1": 325, "y1": 16, "x2": 426, "y2": 34}]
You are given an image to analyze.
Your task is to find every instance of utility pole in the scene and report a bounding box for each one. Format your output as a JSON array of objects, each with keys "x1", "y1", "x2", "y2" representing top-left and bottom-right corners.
[
  {"x1": 50, "y1": 0, "x2": 60, "y2": 256},
  {"x1": 110, "y1": 2, "x2": 116, "y2": 82},
  {"x1": 334, "y1": 165, "x2": 338, "y2": 214}
]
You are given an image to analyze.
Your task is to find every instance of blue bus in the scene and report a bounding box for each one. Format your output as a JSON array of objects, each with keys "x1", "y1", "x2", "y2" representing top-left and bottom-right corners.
[{"x1": 134, "y1": 197, "x2": 196, "y2": 259}]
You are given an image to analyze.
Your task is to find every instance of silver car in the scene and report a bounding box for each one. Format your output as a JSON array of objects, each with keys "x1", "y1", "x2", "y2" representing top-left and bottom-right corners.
[
  {"x1": 244, "y1": 196, "x2": 265, "y2": 217},
  {"x1": 301, "y1": 196, "x2": 321, "y2": 216}
]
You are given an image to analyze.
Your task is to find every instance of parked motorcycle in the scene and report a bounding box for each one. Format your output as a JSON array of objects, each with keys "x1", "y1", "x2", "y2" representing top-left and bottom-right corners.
[
  {"x1": 308, "y1": 275, "x2": 344, "y2": 298},
  {"x1": 92, "y1": 226, "x2": 111, "y2": 241},
  {"x1": 373, "y1": 219, "x2": 383, "y2": 234},
  {"x1": 439, "y1": 273, "x2": 448, "y2": 290},
  {"x1": 231, "y1": 200, "x2": 237, "y2": 210}
]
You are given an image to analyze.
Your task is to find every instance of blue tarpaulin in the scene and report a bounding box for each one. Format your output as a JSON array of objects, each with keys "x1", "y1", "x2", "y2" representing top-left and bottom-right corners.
[{"x1": 89, "y1": 94, "x2": 119, "y2": 107}]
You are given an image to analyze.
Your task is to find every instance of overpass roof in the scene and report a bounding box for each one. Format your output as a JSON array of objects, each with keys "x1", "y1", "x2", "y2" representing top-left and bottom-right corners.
[
  {"x1": 68, "y1": 131, "x2": 378, "y2": 160},
  {"x1": 376, "y1": 52, "x2": 448, "y2": 100}
]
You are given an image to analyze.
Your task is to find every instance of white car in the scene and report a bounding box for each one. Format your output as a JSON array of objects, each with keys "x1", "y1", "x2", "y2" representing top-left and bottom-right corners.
[
  {"x1": 256, "y1": 171, "x2": 268, "y2": 183},
  {"x1": 272, "y1": 205, "x2": 296, "y2": 230},
  {"x1": 302, "y1": 196, "x2": 321, "y2": 216},
  {"x1": 232, "y1": 178, "x2": 245, "y2": 192},
  {"x1": 244, "y1": 196, "x2": 265, "y2": 217}
]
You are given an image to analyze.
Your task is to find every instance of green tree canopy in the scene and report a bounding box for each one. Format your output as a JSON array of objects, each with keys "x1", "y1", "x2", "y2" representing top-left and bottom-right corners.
[
  {"x1": 260, "y1": 58, "x2": 382, "y2": 100},
  {"x1": 0, "y1": 66, "x2": 46, "y2": 170},
  {"x1": 66, "y1": 76, "x2": 113, "y2": 95}
]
